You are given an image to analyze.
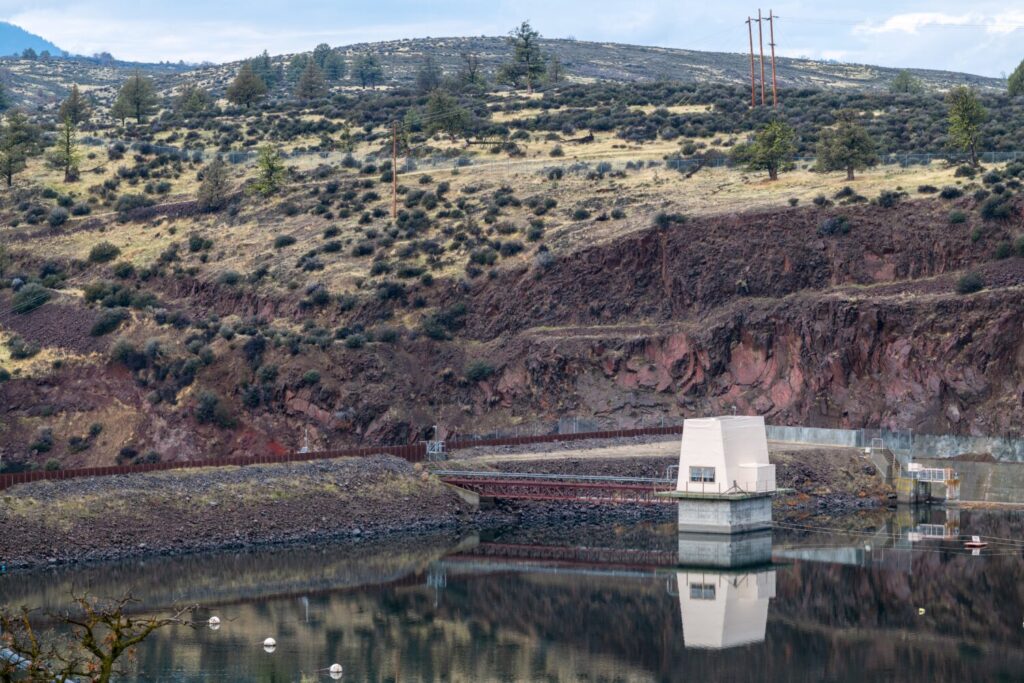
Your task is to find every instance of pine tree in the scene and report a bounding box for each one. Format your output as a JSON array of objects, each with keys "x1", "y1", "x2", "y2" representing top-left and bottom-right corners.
[
  {"x1": 322, "y1": 50, "x2": 346, "y2": 81},
  {"x1": 354, "y1": 54, "x2": 384, "y2": 88},
  {"x1": 287, "y1": 54, "x2": 309, "y2": 82},
  {"x1": 498, "y1": 21, "x2": 547, "y2": 92},
  {"x1": 731, "y1": 119, "x2": 796, "y2": 181},
  {"x1": 59, "y1": 84, "x2": 91, "y2": 125},
  {"x1": 197, "y1": 157, "x2": 231, "y2": 211},
  {"x1": 416, "y1": 56, "x2": 443, "y2": 93},
  {"x1": 947, "y1": 86, "x2": 986, "y2": 167},
  {"x1": 1009, "y1": 59, "x2": 1024, "y2": 97},
  {"x1": 226, "y1": 62, "x2": 268, "y2": 108},
  {"x1": 48, "y1": 116, "x2": 81, "y2": 182},
  {"x1": 425, "y1": 90, "x2": 470, "y2": 140},
  {"x1": 113, "y1": 71, "x2": 158, "y2": 123},
  {"x1": 457, "y1": 52, "x2": 485, "y2": 91},
  {"x1": 251, "y1": 50, "x2": 279, "y2": 87},
  {"x1": 312, "y1": 43, "x2": 332, "y2": 68},
  {"x1": 0, "y1": 109, "x2": 42, "y2": 187},
  {"x1": 890, "y1": 69, "x2": 924, "y2": 94},
  {"x1": 294, "y1": 61, "x2": 327, "y2": 100},
  {"x1": 251, "y1": 145, "x2": 285, "y2": 196},
  {"x1": 174, "y1": 81, "x2": 213, "y2": 116},
  {"x1": 546, "y1": 54, "x2": 564, "y2": 86},
  {"x1": 816, "y1": 115, "x2": 878, "y2": 180}
]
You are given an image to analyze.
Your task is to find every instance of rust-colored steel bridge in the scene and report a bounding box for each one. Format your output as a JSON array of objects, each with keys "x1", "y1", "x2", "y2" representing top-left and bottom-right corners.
[{"x1": 435, "y1": 470, "x2": 677, "y2": 505}]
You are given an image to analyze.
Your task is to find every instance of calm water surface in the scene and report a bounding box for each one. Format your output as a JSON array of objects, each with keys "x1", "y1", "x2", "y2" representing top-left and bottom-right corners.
[{"x1": 2, "y1": 507, "x2": 1024, "y2": 682}]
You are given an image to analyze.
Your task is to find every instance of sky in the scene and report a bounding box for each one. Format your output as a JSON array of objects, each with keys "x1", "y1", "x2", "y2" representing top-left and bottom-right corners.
[{"x1": 1, "y1": 0, "x2": 1022, "y2": 77}]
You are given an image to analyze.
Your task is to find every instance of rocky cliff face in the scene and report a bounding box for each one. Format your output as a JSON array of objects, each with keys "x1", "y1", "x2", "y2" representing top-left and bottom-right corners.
[
  {"x1": 3, "y1": 196, "x2": 1024, "y2": 464},
  {"x1": 443, "y1": 197, "x2": 1024, "y2": 436}
]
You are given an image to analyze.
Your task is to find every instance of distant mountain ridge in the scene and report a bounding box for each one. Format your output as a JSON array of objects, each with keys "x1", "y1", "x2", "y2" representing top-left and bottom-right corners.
[
  {"x1": 320, "y1": 36, "x2": 1004, "y2": 91},
  {"x1": 0, "y1": 21, "x2": 63, "y2": 57}
]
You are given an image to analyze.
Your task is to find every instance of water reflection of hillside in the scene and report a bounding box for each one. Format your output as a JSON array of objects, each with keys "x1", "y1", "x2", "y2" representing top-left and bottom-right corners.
[{"x1": 1, "y1": 510, "x2": 1022, "y2": 681}]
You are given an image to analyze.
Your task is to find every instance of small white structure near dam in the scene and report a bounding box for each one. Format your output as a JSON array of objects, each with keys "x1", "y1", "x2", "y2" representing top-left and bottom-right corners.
[{"x1": 663, "y1": 416, "x2": 777, "y2": 534}]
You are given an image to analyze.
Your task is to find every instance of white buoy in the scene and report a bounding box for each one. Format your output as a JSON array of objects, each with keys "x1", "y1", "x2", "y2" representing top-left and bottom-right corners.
[
  {"x1": 329, "y1": 663, "x2": 344, "y2": 679},
  {"x1": 263, "y1": 637, "x2": 277, "y2": 653},
  {"x1": 208, "y1": 616, "x2": 221, "y2": 631}
]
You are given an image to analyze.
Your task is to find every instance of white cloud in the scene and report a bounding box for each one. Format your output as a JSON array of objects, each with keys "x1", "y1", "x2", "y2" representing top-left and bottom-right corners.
[
  {"x1": 8, "y1": 7, "x2": 495, "y2": 62},
  {"x1": 856, "y1": 10, "x2": 1024, "y2": 36},
  {"x1": 856, "y1": 12, "x2": 972, "y2": 35}
]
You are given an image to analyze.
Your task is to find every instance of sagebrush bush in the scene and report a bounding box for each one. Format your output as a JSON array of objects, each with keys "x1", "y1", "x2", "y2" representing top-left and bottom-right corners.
[
  {"x1": 956, "y1": 272, "x2": 984, "y2": 294},
  {"x1": 12, "y1": 283, "x2": 51, "y2": 314},
  {"x1": 89, "y1": 241, "x2": 121, "y2": 263}
]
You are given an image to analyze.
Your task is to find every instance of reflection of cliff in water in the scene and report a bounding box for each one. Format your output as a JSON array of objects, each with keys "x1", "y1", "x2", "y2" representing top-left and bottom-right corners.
[{"x1": 1, "y1": 511, "x2": 1022, "y2": 681}]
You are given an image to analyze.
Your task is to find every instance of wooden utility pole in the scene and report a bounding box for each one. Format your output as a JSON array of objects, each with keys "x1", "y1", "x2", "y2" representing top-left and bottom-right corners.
[
  {"x1": 746, "y1": 17, "x2": 757, "y2": 108},
  {"x1": 757, "y1": 9, "x2": 766, "y2": 106},
  {"x1": 391, "y1": 121, "x2": 398, "y2": 220},
  {"x1": 768, "y1": 10, "x2": 779, "y2": 108}
]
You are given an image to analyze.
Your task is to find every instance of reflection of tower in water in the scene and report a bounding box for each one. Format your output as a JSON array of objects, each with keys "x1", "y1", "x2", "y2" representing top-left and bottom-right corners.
[
  {"x1": 677, "y1": 568, "x2": 776, "y2": 649},
  {"x1": 675, "y1": 529, "x2": 775, "y2": 650}
]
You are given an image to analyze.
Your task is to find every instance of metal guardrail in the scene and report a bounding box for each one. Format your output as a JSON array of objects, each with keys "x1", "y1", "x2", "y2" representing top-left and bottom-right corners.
[{"x1": 432, "y1": 470, "x2": 674, "y2": 485}]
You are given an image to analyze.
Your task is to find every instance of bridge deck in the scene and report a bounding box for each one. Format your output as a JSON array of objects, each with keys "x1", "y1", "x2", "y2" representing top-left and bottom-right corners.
[{"x1": 435, "y1": 470, "x2": 676, "y2": 504}]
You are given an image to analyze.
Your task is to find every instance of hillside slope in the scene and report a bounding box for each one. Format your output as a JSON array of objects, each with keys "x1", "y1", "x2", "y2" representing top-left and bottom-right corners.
[
  {"x1": 327, "y1": 36, "x2": 1004, "y2": 91},
  {"x1": 2, "y1": 191, "x2": 1023, "y2": 465},
  {"x1": 0, "y1": 21, "x2": 63, "y2": 57}
]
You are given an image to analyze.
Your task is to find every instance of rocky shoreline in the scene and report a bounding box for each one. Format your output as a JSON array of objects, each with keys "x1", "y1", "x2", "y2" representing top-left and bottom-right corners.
[{"x1": 0, "y1": 445, "x2": 893, "y2": 571}]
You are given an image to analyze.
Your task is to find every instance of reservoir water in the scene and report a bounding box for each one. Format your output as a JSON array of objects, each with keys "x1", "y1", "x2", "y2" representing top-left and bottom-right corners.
[{"x1": 2, "y1": 507, "x2": 1023, "y2": 681}]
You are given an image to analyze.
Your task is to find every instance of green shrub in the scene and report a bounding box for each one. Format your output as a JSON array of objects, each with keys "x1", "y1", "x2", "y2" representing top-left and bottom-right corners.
[
  {"x1": 273, "y1": 234, "x2": 297, "y2": 249},
  {"x1": 218, "y1": 270, "x2": 242, "y2": 285},
  {"x1": 344, "y1": 334, "x2": 366, "y2": 349},
  {"x1": 818, "y1": 216, "x2": 851, "y2": 236},
  {"x1": 115, "y1": 194, "x2": 154, "y2": 215},
  {"x1": 195, "y1": 390, "x2": 236, "y2": 428},
  {"x1": 465, "y1": 361, "x2": 495, "y2": 382},
  {"x1": 877, "y1": 190, "x2": 903, "y2": 208},
  {"x1": 373, "y1": 327, "x2": 399, "y2": 343},
  {"x1": 113, "y1": 261, "x2": 136, "y2": 278},
  {"x1": 301, "y1": 370, "x2": 321, "y2": 385},
  {"x1": 257, "y1": 364, "x2": 278, "y2": 383},
  {"x1": 470, "y1": 248, "x2": 497, "y2": 265},
  {"x1": 654, "y1": 212, "x2": 686, "y2": 229},
  {"x1": 940, "y1": 186, "x2": 963, "y2": 200},
  {"x1": 110, "y1": 338, "x2": 146, "y2": 370},
  {"x1": 948, "y1": 210, "x2": 967, "y2": 224},
  {"x1": 0, "y1": 367, "x2": 10, "y2": 382},
  {"x1": 44, "y1": 458, "x2": 61, "y2": 471},
  {"x1": 6, "y1": 335, "x2": 40, "y2": 359},
  {"x1": 48, "y1": 207, "x2": 69, "y2": 228},
  {"x1": 994, "y1": 242, "x2": 1013, "y2": 259},
  {"x1": 956, "y1": 272, "x2": 984, "y2": 295},
  {"x1": 12, "y1": 283, "x2": 51, "y2": 314},
  {"x1": 980, "y1": 196, "x2": 1012, "y2": 221},
  {"x1": 30, "y1": 428, "x2": 54, "y2": 453},
  {"x1": 1015, "y1": 236, "x2": 1024, "y2": 258},
  {"x1": 89, "y1": 241, "x2": 121, "y2": 263},
  {"x1": 90, "y1": 308, "x2": 129, "y2": 336}
]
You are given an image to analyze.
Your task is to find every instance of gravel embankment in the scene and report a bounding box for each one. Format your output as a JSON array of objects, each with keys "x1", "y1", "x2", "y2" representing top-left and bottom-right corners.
[{"x1": 0, "y1": 456, "x2": 472, "y2": 570}]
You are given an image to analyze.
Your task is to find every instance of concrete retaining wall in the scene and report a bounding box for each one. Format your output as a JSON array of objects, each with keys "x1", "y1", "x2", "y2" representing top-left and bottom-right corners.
[{"x1": 918, "y1": 458, "x2": 1024, "y2": 504}]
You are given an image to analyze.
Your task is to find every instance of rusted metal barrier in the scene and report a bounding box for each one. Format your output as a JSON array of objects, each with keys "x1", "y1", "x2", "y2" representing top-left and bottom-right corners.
[{"x1": 0, "y1": 425, "x2": 680, "y2": 491}]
